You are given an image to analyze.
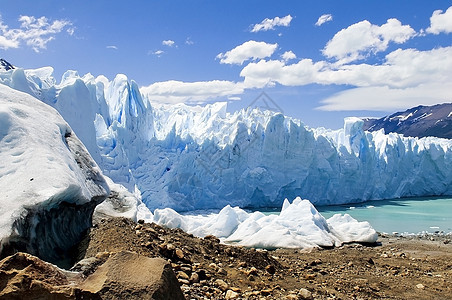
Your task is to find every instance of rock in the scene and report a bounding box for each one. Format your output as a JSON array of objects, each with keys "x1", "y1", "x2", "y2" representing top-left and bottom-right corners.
[
  {"x1": 190, "y1": 272, "x2": 200, "y2": 283},
  {"x1": 177, "y1": 271, "x2": 190, "y2": 280},
  {"x1": 197, "y1": 269, "x2": 208, "y2": 280},
  {"x1": 215, "y1": 279, "x2": 229, "y2": 291},
  {"x1": 218, "y1": 267, "x2": 228, "y2": 275},
  {"x1": 175, "y1": 248, "x2": 184, "y2": 260},
  {"x1": 246, "y1": 267, "x2": 259, "y2": 276},
  {"x1": 225, "y1": 289, "x2": 239, "y2": 299},
  {"x1": 299, "y1": 288, "x2": 313, "y2": 299},
  {"x1": 261, "y1": 288, "x2": 273, "y2": 296},
  {"x1": 204, "y1": 235, "x2": 220, "y2": 243},
  {"x1": 0, "y1": 252, "x2": 84, "y2": 299},
  {"x1": 416, "y1": 283, "x2": 425, "y2": 289},
  {"x1": 80, "y1": 251, "x2": 184, "y2": 299},
  {"x1": 265, "y1": 264, "x2": 276, "y2": 274}
]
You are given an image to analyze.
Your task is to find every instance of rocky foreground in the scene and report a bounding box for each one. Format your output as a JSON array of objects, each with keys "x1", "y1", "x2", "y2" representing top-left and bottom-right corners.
[{"x1": 1, "y1": 217, "x2": 451, "y2": 299}]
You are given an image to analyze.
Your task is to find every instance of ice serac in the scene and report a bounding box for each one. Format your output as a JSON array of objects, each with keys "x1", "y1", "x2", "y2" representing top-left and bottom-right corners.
[
  {"x1": 0, "y1": 84, "x2": 109, "y2": 265},
  {"x1": 1, "y1": 66, "x2": 452, "y2": 212}
]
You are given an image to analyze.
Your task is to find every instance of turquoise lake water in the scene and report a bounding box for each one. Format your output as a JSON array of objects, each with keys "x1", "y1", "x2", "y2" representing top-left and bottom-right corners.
[
  {"x1": 316, "y1": 197, "x2": 452, "y2": 234},
  {"x1": 261, "y1": 197, "x2": 452, "y2": 234}
]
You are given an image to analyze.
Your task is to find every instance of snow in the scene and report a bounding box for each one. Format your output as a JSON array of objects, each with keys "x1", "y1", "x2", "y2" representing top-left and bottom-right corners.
[
  {"x1": 2, "y1": 67, "x2": 452, "y2": 213},
  {"x1": 150, "y1": 197, "x2": 377, "y2": 249},
  {"x1": 0, "y1": 84, "x2": 109, "y2": 258}
]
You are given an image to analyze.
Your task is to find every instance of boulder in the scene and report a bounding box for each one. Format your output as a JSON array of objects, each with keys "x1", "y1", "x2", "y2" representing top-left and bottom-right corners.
[
  {"x1": 0, "y1": 251, "x2": 185, "y2": 300},
  {"x1": 80, "y1": 251, "x2": 184, "y2": 300}
]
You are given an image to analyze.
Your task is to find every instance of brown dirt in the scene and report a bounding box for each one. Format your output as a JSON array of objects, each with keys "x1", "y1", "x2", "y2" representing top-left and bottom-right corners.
[{"x1": 78, "y1": 217, "x2": 452, "y2": 299}]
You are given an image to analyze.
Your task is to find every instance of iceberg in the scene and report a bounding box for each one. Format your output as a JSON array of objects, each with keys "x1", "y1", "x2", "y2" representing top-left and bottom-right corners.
[
  {"x1": 151, "y1": 197, "x2": 378, "y2": 248},
  {"x1": 0, "y1": 84, "x2": 109, "y2": 264},
  {"x1": 1, "y1": 66, "x2": 452, "y2": 212}
]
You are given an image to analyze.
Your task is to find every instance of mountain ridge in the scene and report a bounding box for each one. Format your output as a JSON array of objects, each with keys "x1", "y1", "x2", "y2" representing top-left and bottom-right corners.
[{"x1": 362, "y1": 103, "x2": 452, "y2": 139}]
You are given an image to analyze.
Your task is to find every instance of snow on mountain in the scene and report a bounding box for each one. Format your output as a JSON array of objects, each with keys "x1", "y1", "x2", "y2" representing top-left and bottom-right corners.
[
  {"x1": 363, "y1": 103, "x2": 452, "y2": 139},
  {"x1": 0, "y1": 59, "x2": 14, "y2": 71},
  {"x1": 1, "y1": 66, "x2": 452, "y2": 213},
  {"x1": 0, "y1": 84, "x2": 109, "y2": 264}
]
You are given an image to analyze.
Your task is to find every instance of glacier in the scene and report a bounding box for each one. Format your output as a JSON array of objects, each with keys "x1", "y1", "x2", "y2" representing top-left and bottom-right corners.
[
  {"x1": 1, "y1": 66, "x2": 452, "y2": 213},
  {"x1": 0, "y1": 84, "x2": 109, "y2": 264}
]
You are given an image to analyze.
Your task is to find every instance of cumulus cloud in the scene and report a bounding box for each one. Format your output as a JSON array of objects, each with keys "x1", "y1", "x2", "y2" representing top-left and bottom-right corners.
[
  {"x1": 251, "y1": 15, "x2": 292, "y2": 32},
  {"x1": 239, "y1": 46, "x2": 452, "y2": 109},
  {"x1": 0, "y1": 15, "x2": 73, "y2": 52},
  {"x1": 315, "y1": 14, "x2": 333, "y2": 26},
  {"x1": 281, "y1": 50, "x2": 296, "y2": 61},
  {"x1": 141, "y1": 80, "x2": 244, "y2": 104},
  {"x1": 162, "y1": 39, "x2": 175, "y2": 47},
  {"x1": 426, "y1": 6, "x2": 452, "y2": 34},
  {"x1": 322, "y1": 18, "x2": 416, "y2": 64},
  {"x1": 217, "y1": 40, "x2": 278, "y2": 65},
  {"x1": 240, "y1": 58, "x2": 325, "y2": 88},
  {"x1": 106, "y1": 45, "x2": 118, "y2": 50}
]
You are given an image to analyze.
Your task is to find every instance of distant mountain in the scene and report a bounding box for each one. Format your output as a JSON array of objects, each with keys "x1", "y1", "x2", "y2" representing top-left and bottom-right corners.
[
  {"x1": 362, "y1": 103, "x2": 452, "y2": 139},
  {"x1": 0, "y1": 58, "x2": 15, "y2": 71}
]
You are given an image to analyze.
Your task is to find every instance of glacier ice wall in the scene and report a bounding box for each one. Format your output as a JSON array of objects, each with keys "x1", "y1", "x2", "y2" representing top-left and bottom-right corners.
[
  {"x1": 1, "y1": 67, "x2": 452, "y2": 212},
  {"x1": 0, "y1": 84, "x2": 109, "y2": 265}
]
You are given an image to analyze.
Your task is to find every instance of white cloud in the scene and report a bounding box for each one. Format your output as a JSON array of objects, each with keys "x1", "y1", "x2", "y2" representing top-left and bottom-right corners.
[
  {"x1": 185, "y1": 37, "x2": 194, "y2": 45},
  {"x1": 0, "y1": 15, "x2": 73, "y2": 52},
  {"x1": 162, "y1": 39, "x2": 175, "y2": 47},
  {"x1": 316, "y1": 82, "x2": 452, "y2": 111},
  {"x1": 240, "y1": 46, "x2": 452, "y2": 111},
  {"x1": 141, "y1": 80, "x2": 244, "y2": 104},
  {"x1": 217, "y1": 40, "x2": 278, "y2": 65},
  {"x1": 240, "y1": 58, "x2": 325, "y2": 88},
  {"x1": 315, "y1": 14, "x2": 333, "y2": 26},
  {"x1": 251, "y1": 15, "x2": 292, "y2": 32},
  {"x1": 322, "y1": 18, "x2": 416, "y2": 64},
  {"x1": 106, "y1": 45, "x2": 118, "y2": 50},
  {"x1": 426, "y1": 6, "x2": 452, "y2": 34},
  {"x1": 150, "y1": 50, "x2": 164, "y2": 56},
  {"x1": 281, "y1": 50, "x2": 296, "y2": 61}
]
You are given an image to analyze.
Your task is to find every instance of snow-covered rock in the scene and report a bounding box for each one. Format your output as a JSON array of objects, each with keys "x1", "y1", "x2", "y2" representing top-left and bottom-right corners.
[
  {"x1": 0, "y1": 84, "x2": 109, "y2": 264},
  {"x1": 151, "y1": 197, "x2": 377, "y2": 249},
  {"x1": 1, "y1": 67, "x2": 452, "y2": 212}
]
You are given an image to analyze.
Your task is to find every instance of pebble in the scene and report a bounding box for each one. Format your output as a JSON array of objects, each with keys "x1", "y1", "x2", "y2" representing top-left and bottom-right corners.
[
  {"x1": 299, "y1": 288, "x2": 313, "y2": 300},
  {"x1": 218, "y1": 267, "x2": 227, "y2": 275},
  {"x1": 246, "y1": 267, "x2": 258, "y2": 276},
  {"x1": 225, "y1": 289, "x2": 239, "y2": 299},
  {"x1": 265, "y1": 264, "x2": 276, "y2": 274},
  {"x1": 215, "y1": 279, "x2": 229, "y2": 291},
  {"x1": 190, "y1": 272, "x2": 200, "y2": 283},
  {"x1": 178, "y1": 271, "x2": 190, "y2": 280},
  {"x1": 416, "y1": 283, "x2": 425, "y2": 289},
  {"x1": 175, "y1": 248, "x2": 184, "y2": 260}
]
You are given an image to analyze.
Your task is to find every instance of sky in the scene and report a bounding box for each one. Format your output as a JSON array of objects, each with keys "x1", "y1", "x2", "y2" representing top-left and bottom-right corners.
[{"x1": 0, "y1": 0, "x2": 451, "y2": 129}]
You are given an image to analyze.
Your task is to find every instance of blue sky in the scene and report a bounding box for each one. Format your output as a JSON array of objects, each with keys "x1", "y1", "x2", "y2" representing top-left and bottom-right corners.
[{"x1": 0, "y1": 0, "x2": 451, "y2": 129}]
